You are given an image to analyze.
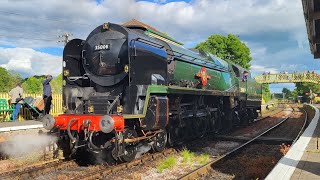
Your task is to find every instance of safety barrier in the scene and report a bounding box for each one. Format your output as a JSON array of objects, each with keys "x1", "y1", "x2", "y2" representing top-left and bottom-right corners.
[
  {"x1": 0, "y1": 93, "x2": 62, "y2": 121},
  {"x1": 255, "y1": 72, "x2": 320, "y2": 84}
]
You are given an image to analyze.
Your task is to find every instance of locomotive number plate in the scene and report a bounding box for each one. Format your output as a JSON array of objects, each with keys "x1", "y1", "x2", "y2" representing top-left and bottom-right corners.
[{"x1": 95, "y1": 44, "x2": 110, "y2": 51}]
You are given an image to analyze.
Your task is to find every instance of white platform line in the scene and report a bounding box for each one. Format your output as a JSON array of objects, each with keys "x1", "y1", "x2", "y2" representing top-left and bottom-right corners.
[
  {"x1": 0, "y1": 124, "x2": 43, "y2": 132},
  {"x1": 266, "y1": 104, "x2": 320, "y2": 180}
]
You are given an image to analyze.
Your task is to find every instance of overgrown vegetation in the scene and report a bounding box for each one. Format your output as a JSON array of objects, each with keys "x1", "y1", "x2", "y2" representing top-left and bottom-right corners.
[
  {"x1": 0, "y1": 67, "x2": 62, "y2": 94},
  {"x1": 157, "y1": 156, "x2": 177, "y2": 173},
  {"x1": 181, "y1": 149, "x2": 210, "y2": 165},
  {"x1": 195, "y1": 153, "x2": 210, "y2": 165},
  {"x1": 181, "y1": 149, "x2": 195, "y2": 163},
  {"x1": 156, "y1": 150, "x2": 210, "y2": 174},
  {"x1": 262, "y1": 84, "x2": 271, "y2": 103}
]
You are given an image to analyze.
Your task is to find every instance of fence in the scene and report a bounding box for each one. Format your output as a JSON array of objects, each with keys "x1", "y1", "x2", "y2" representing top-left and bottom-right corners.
[
  {"x1": 0, "y1": 93, "x2": 63, "y2": 121},
  {"x1": 255, "y1": 72, "x2": 320, "y2": 84}
]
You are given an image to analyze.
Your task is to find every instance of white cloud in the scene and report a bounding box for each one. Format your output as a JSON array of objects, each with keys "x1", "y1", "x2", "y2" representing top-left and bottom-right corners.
[
  {"x1": 0, "y1": 0, "x2": 314, "y2": 78},
  {"x1": 0, "y1": 47, "x2": 61, "y2": 78},
  {"x1": 0, "y1": 0, "x2": 306, "y2": 47},
  {"x1": 251, "y1": 65, "x2": 278, "y2": 74}
]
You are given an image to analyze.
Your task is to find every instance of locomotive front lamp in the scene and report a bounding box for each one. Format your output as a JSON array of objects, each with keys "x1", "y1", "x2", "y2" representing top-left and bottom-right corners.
[
  {"x1": 88, "y1": 105, "x2": 94, "y2": 113},
  {"x1": 103, "y1": 23, "x2": 109, "y2": 30},
  {"x1": 63, "y1": 70, "x2": 70, "y2": 77},
  {"x1": 62, "y1": 106, "x2": 68, "y2": 113},
  {"x1": 117, "y1": 105, "x2": 123, "y2": 113},
  {"x1": 124, "y1": 65, "x2": 129, "y2": 73},
  {"x1": 99, "y1": 115, "x2": 114, "y2": 133}
]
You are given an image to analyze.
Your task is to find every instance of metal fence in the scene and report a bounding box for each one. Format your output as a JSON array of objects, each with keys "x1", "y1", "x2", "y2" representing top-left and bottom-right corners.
[{"x1": 0, "y1": 93, "x2": 62, "y2": 121}]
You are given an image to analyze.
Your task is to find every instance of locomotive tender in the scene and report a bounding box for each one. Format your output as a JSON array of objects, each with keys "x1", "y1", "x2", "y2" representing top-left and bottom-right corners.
[{"x1": 42, "y1": 21, "x2": 262, "y2": 162}]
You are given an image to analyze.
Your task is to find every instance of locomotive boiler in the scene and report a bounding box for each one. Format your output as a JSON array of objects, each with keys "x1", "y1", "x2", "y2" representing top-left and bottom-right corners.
[{"x1": 42, "y1": 21, "x2": 262, "y2": 163}]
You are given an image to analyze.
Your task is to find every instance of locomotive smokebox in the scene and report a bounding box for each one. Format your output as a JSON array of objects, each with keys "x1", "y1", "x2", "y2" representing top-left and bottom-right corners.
[{"x1": 82, "y1": 23, "x2": 129, "y2": 86}]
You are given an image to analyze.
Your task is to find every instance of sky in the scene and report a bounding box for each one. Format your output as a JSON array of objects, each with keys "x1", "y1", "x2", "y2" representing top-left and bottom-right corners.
[{"x1": 0, "y1": 0, "x2": 317, "y2": 93}]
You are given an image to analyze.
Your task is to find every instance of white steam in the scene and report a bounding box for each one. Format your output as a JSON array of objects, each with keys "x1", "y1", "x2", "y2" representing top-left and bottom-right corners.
[{"x1": 0, "y1": 134, "x2": 57, "y2": 158}]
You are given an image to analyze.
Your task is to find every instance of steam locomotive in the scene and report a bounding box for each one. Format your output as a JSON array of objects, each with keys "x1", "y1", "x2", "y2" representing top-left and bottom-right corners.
[{"x1": 42, "y1": 21, "x2": 262, "y2": 163}]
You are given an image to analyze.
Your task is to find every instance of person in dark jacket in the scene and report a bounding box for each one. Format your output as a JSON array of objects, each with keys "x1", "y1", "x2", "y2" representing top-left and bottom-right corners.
[{"x1": 43, "y1": 75, "x2": 53, "y2": 115}]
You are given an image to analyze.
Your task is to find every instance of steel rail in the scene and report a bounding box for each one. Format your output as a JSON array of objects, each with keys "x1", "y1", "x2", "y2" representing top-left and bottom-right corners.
[
  {"x1": 292, "y1": 108, "x2": 308, "y2": 144},
  {"x1": 178, "y1": 108, "x2": 294, "y2": 180},
  {"x1": 0, "y1": 159, "x2": 77, "y2": 179},
  {"x1": 73, "y1": 148, "x2": 176, "y2": 180}
]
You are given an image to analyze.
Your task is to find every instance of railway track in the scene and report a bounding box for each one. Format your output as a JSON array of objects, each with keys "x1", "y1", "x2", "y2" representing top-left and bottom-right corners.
[
  {"x1": 178, "y1": 106, "x2": 307, "y2": 180},
  {"x1": 0, "y1": 106, "x2": 300, "y2": 179},
  {"x1": 0, "y1": 159, "x2": 77, "y2": 179},
  {"x1": 0, "y1": 148, "x2": 177, "y2": 180},
  {"x1": 74, "y1": 148, "x2": 177, "y2": 180}
]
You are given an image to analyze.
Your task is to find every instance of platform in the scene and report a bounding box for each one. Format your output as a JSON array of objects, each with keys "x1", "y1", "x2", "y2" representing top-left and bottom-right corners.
[
  {"x1": 0, "y1": 120, "x2": 43, "y2": 132},
  {"x1": 266, "y1": 104, "x2": 320, "y2": 180}
]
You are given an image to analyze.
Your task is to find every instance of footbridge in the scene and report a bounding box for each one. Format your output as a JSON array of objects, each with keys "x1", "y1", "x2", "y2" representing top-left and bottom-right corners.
[{"x1": 254, "y1": 72, "x2": 320, "y2": 84}]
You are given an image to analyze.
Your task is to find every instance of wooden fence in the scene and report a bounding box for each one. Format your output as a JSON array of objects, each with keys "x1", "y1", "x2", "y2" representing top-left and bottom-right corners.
[{"x1": 0, "y1": 93, "x2": 63, "y2": 121}]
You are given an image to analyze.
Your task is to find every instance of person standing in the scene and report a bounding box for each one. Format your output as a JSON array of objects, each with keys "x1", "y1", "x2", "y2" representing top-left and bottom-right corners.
[
  {"x1": 43, "y1": 75, "x2": 53, "y2": 115},
  {"x1": 8, "y1": 83, "x2": 24, "y2": 121}
]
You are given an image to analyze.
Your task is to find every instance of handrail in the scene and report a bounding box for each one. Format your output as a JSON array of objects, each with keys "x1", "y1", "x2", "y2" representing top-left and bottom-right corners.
[{"x1": 255, "y1": 72, "x2": 320, "y2": 84}]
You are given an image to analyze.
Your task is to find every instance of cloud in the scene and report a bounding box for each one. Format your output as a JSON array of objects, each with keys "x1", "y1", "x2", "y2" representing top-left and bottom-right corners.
[
  {"x1": 0, "y1": 0, "x2": 306, "y2": 48},
  {"x1": 0, "y1": 47, "x2": 61, "y2": 78},
  {"x1": 251, "y1": 65, "x2": 278, "y2": 75},
  {"x1": 0, "y1": 0, "x2": 314, "y2": 80}
]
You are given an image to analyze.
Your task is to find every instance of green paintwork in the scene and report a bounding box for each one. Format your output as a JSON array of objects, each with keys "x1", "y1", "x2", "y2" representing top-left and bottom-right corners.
[
  {"x1": 123, "y1": 31, "x2": 262, "y2": 119},
  {"x1": 172, "y1": 60, "x2": 234, "y2": 91},
  {"x1": 239, "y1": 75, "x2": 262, "y2": 102}
]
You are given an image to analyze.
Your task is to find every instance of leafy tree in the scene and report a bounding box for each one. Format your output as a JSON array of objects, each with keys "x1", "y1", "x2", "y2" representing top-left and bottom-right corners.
[
  {"x1": 195, "y1": 34, "x2": 252, "y2": 69},
  {"x1": 290, "y1": 89, "x2": 298, "y2": 99},
  {"x1": 262, "y1": 84, "x2": 271, "y2": 103},
  {"x1": 0, "y1": 67, "x2": 14, "y2": 92},
  {"x1": 22, "y1": 77, "x2": 44, "y2": 94},
  {"x1": 282, "y1": 88, "x2": 292, "y2": 99},
  {"x1": 51, "y1": 74, "x2": 62, "y2": 93},
  {"x1": 8, "y1": 70, "x2": 23, "y2": 88},
  {"x1": 22, "y1": 74, "x2": 62, "y2": 94},
  {"x1": 295, "y1": 82, "x2": 320, "y2": 96}
]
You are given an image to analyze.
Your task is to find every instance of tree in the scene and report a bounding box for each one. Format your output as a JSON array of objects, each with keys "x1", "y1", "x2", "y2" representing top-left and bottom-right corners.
[
  {"x1": 262, "y1": 84, "x2": 271, "y2": 103},
  {"x1": 51, "y1": 74, "x2": 62, "y2": 93},
  {"x1": 0, "y1": 67, "x2": 14, "y2": 92},
  {"x1": 8, "y1": 70, "x2": 23, "y2": 88},
  {"x1": 195, "y1": 34, "x2": 252, "y2": 69},
  {"x1": 282, "y1": 88, "x2": 292, "y2": 99},
  {"x1": 22, "y1": 77, "x2": 44, "y2": 93},
  {"x1": 295, "y1": 82, "x2": 320, "y2": 96}
]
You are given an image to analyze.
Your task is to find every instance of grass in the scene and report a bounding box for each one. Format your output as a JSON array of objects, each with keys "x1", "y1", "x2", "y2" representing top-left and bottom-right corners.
[
  {"x1": 195, "y1": 153, "x2": 210, "y2": 165},
  {"x1": 181, "y1": 149, "x2": 210, "y2": 165},
  {"x1": 157, "y1": 156, "x2": 177, "y2": 173},
  {"x1": 181, "y1": 149, "x2": 195, "y2": 163},
  {"x1": 156, "y1": 150, "x2": 211, "y2": 174}
]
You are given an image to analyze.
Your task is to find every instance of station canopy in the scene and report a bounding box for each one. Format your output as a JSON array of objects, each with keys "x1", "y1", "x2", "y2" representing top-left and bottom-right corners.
[{"x1": 302, "y1": 0, "x2": 320, "y2": 58}]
